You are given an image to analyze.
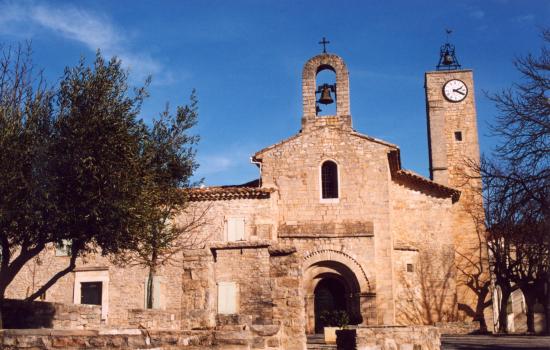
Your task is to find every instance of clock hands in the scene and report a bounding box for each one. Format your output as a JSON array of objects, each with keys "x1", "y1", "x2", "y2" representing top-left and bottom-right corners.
[{"x1": 453, "y1": 88, "x2": 466, "y2": 96}]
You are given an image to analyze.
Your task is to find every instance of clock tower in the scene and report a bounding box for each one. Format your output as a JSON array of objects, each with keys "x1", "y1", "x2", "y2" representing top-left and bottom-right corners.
[
  {"x1": 425, "y1": 69, "x2": 480, "y2": 186},
  {"x1": 425, "y1": 39, "x2": 488, "y2": 323}
]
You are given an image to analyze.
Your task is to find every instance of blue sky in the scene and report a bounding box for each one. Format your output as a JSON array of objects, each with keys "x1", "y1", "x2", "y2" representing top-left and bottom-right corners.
[{"x1": 0, "y1": 0, "x2": 548, "y2": 185}]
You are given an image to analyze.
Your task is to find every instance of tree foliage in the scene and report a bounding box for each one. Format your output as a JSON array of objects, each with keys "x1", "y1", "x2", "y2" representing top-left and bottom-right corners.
[
  {"x1": 116, "y1": 96, "x2": 209, "y2": 309},
  {"x1": 0, "y1": 45, "x2": 202, "y2": 325},
  {"x1": 0, "y1": 44, "x2": 57, "y2": 326}
]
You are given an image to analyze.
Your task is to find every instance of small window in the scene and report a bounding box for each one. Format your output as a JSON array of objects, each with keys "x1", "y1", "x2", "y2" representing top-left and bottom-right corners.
[
  {"x1": 454, "y1": 131, "x2": 463, "y2": 141},
  {"x1": 81, "y1": 282, "x2": 102, "y2": 305},
  {"x1": 321, "y1": 161, "x2": 338, "y2": 199},
  {"x1": 55, "y1": 239, "x2": 72, "y2": 256},
  {"x1": 226, "y1": 218, "x2": 245, "y2": 241},
  {"x1": 217, "y1": 282, "x2": 238, "y2": 314},
  {"x1": 407, "y1": 264, "x2": 414, "y2": 272}
]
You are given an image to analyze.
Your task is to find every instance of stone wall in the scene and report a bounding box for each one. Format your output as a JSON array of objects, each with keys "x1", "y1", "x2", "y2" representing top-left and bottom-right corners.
[
  {"x1": 4, "y1": 248, "x2": 186, "y2": 328},
  {"x1": 269, "y1": 246, "x2": 306, "y2": 350},
  {"x1": 126, "y1": 309, "x2": 180, "y2": 330},
  {"x1": 0, "y1": 329, "x2": 212, "y2": 349},
  {"x1": 254, "y1": 125, "x2": 397, "y2": 325},
  {"x1": 390, "y1": 182, "x2": 457, "y2": 325},
  {"x1": 1, "y1": 326, "x2": 302, "y2": 350},
  {"x1": 341, "y1": 325, "x2": 441, "y2": 350},
  {"x1": 2, "y1": 299, "x2": 101, "y2": 330},
  {"x1": 435, "y1": 321, "x2": 480, "y2": 335},
  {"x1": 181, "y1": 241, "x2": 305, "y2": 349}
]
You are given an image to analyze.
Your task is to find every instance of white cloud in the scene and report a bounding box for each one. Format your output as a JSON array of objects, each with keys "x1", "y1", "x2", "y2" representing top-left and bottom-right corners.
[
  {"x1": 30, "y1": 5, "x2": 121, "y2": 51},
  {"x1": 197, "y1": 155, "x2": 235, "y2": 175},
  {"x1": 470, "y1": 9, "x2": 485, "y2": 20},
  {"x1": 512, "y1": 14, "x2": 535, "y2": 23},
  {"x1": 0, "y1": 1, "x2": 169, "y2": 84}
]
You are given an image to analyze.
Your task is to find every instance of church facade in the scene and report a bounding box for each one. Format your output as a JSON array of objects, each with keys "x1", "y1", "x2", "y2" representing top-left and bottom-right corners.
[{"x1": 6, "y1": 50, "x2": 486, "y2": 347}]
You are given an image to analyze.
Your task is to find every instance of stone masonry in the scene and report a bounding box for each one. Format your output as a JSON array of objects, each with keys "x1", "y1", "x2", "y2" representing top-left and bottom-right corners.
[{"x1": 5, "y1": 51, "x2": 486, "y2": 349}]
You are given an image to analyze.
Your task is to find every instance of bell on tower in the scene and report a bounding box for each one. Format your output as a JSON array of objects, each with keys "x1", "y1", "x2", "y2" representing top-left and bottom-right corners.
[
  {"x1": 436, "y1": 29, "x2": 461, "y2": 71},
  {"x1": 317, "y1": 83, "x2": 335, "y2": 105},
  {"x1": 301, "y1": 38, "x2": 351, "y2": 131}
]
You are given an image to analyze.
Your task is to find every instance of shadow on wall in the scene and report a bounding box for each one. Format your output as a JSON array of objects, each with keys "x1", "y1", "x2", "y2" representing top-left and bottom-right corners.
[
  {"x1": 2, "y1": 299, "x2": 101, "y2": 329},
  {"x1": 2, "y1": 299, "x2": 55, "y2": 328},
  {"x1": 396, "y1": 249, "x2": 458, "y2": 325}
]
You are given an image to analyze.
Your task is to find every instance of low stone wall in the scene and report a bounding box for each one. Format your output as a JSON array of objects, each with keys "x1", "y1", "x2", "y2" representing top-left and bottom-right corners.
[
  {"x1": 2, "y1": 299, "x2": 101, "y2": 330},
  {"x1": 435, "y1": 321, "x2": 480, "y2": 335},
  {"x1": 127, "y1": 309, "x2": 181, "y2": 330},
  {"x1": 337, "y1": 325, "x2": 441, "y2": 350},
  {"x1": 0, "y1": 329, "x2": 212, "y2": 349},
  {"x1": 213, "y1": 323, "x2": 282, "y2": 349}
]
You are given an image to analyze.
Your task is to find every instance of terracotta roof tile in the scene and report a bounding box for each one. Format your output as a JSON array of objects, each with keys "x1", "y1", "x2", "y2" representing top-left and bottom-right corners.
[
  {"x1": 393, "y1": 169, "x2": 461, "y2": 202},
  {"x1": 187, "y1": 186, "x2": 273, "y2": 201}
]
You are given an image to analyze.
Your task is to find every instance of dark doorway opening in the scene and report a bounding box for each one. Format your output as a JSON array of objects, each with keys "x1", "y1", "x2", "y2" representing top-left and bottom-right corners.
[
  {"x1": 314, "y1": 277, "x2": 347, "y2": 333},
  {"x1": 81, "y1": 282, "x2": 102, "y2": 305}
]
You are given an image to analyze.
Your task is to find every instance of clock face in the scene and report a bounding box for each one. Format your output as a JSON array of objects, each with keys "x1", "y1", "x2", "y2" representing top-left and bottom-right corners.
[{"x1": 443, "y1": 79, "x2": 468, "y2": 102}]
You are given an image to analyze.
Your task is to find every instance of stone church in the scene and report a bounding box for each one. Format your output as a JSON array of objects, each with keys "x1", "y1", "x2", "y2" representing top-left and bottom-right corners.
[{"x1": 7, "y1": 46, "x2": 486, "y2": 348}]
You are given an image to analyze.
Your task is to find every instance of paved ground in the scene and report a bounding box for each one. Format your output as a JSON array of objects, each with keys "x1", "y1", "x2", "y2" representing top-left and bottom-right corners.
[{"x1": 442, "y1": 335, "x2": 550, "y2": 350}]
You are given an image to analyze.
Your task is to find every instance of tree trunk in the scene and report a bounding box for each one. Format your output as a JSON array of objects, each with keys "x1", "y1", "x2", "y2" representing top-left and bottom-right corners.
[
  {"x1": 523, "y1": 291, "x2": 536, "y2": 334},
  {"x1": 25, "y1": 252, "x2": 78, "y2": 301},
  {"x1": 546, "y1": 274, "x2": 550, "y2": 335},
  {"x1": 498, "y1": 288, "x2": 511, "y2": 333},
  {"x1": 146, "y1": 248, "x2": 158, "y2": 309},
  {"x1": 0, "y1": 293, "x2": 4, "y2": 329},
  {"x1": 475, "y1": 284, "x2": 490, "y2": 333},
  {"x1": 525, "y1": 304, "x2": 535, "y2": 333},
  {"x1": 146, "y1": 266, "x2": 155, "y2": 309}
]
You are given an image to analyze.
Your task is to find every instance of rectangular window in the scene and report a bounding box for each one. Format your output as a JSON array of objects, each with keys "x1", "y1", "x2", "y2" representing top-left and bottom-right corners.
[
  {"x1": 321, "y1": 161, "x2": 339, "y2": 199},
  {"x1": 407, "y1": 264, "x2": 414, "y2": 272},
  {"x1": 226, "y1": 218, "x2": 245, "y2": 241},
  {"x1": 55, "y1": 239, "x2": 72, "y2": 256},
  {"x1": 81, "y1": 282, "x2": 102, "y2": 305},
  {"x1": 217, "y1": 282, "x2": 238, "y2": 314},
  {"x1": 454, "y1": 131, "x2": 463, "y2": 141}
]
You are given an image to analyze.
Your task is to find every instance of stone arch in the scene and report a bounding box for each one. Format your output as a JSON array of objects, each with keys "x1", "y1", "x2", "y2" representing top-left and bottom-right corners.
[
  {"x1": 303, "y1": 249, "x2": 371, "y2": 292},
  {"x1": 302, "y1": 54, "x2": 351, "y2": 120}
]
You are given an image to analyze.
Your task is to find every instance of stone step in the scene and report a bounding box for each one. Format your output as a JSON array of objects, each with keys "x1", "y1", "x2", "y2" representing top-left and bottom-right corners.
[
  {"x1": 306, "y1": 334, "x2": 336, "y2": 349},
  {"x1": 306, "y1": 345, "x2": 337, "y2": 350}
]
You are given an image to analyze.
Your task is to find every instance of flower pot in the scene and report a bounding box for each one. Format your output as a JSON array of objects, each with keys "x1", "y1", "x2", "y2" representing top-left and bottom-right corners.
[{"x1": 324, "y1": 326, "x2": 340, "y2": 344}]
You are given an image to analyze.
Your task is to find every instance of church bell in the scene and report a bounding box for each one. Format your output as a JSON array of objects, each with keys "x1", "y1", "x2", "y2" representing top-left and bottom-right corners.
[
  {"x1": 442, "y1": 51, "x2": 454, "y2": 65},
  {"x1": 317, "y1": 84, "x2": 334, "y2": 105}
]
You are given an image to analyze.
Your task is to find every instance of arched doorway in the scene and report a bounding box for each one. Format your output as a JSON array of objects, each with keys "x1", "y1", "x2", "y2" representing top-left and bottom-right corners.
[
  {"x1": 314, "y1": 277, "x2": 347, "y2": 333},
  {"x1": 304, "y1": 259, "x2": 364, "y2": 334}
]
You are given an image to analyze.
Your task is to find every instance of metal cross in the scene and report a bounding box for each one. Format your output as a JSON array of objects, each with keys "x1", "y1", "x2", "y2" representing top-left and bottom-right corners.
[
  {"x1": 318, "y1": 37, "x2": 330, "y2": 53},
  {"x1": 445, "y1": 29, "x2": 453, "y2": 42}
]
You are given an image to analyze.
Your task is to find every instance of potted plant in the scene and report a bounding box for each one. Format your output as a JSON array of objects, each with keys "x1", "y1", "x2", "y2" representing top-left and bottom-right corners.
[{"x1": 320, "y1": 310, "x2": 349, "y2": 344}]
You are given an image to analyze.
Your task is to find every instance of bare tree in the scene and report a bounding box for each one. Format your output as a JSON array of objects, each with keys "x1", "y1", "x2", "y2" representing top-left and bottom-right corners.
[
  {"x1": 454, "y1": 209, "x2": 492, "y2": 333},
  {"x1": 483, "y1": 28, "x2": 550, "y2": 334}
]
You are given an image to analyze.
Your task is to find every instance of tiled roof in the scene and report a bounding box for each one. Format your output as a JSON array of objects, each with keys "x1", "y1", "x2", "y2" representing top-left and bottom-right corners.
[
  {"x1": 187, "y1": 185, "x2": 273, "y2": 201},
  {"x1": 393, "y1": 169, "x2": 460, "y2": 202},
  {"x1": 387, "y1": 150, "x2": 460, "y2": 202}
]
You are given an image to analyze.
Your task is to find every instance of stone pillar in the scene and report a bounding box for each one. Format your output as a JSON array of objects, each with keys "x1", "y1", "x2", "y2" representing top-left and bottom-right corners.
[
  {"x1": 305, "y1": 294, "x2": 315, "y2": 334},
  {"x1": 359, "y1": 292, "x2": 377, "y2": 325}
]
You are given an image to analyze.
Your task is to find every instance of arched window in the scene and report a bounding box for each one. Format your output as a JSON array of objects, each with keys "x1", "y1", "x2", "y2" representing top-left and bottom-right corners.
[{"x1": 321, "y1": 161, "x2": 338, "y2": 199}]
